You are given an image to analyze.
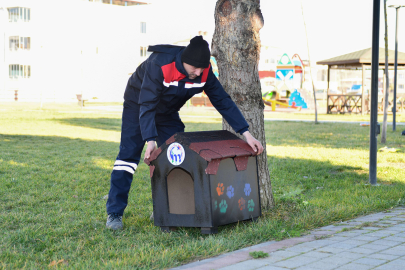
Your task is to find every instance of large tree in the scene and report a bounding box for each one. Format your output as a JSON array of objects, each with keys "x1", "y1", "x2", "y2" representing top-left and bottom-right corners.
[{"x1": 212, "y1": 0, "x2": 274, "y2": 208}]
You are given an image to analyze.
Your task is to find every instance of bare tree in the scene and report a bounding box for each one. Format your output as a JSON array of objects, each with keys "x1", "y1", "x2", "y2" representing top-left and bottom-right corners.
[
  {"x1": 381, "y1": 0, "x2": 390, "y2": 144},
  {"x1": 212, "y1": 0, "x2": 274, "y2": 208},
  {"x1": 301, "y1": 1, "x2": 318, "y2": 124}
]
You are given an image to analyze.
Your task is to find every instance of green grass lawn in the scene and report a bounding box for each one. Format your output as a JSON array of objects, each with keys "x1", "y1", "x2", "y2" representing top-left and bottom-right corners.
[{"x1": 1, "y1": 104, "x2": 405, "y2": 269}]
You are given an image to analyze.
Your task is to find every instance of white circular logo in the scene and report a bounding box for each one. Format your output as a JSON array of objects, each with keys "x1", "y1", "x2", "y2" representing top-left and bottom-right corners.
[{"x1": 167, "y1": 143, "x2": 185, "y2": 165}]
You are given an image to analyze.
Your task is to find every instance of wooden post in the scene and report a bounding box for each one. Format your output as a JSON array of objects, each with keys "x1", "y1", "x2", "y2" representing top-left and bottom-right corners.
[
  {"x1": 327, "y1": 66, "x2": 330, "y2": 113},
  {"x1": 362, "y1": 64, "x2": 366, "y2": 115},
  {"x1": 382, "y1": 68, "x2": 386, "y2": 112}
]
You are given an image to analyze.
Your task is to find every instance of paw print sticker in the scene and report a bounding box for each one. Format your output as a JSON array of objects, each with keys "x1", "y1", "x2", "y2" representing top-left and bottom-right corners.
[
  {"x1": 214, "y1": 200, "x2": 218, "y2": 211},
  {"x1": 226, "y1": 185, "x2": 234, "y2": 199},
  {"x1": 238, "y1": 197, "x2": 246, "y2": 211},
  {"x1": 219, "y1": 200, "x2": 228, "y2": 213},
  {"x1": 244, "y1": 183, "x2": 251, "y2": 196},
  {"x1": 216, "y1": 183, "x2": 224, "y2": 196},
  {"x1": 248, "y1": 199, "x2": 255, "y2": 212}
]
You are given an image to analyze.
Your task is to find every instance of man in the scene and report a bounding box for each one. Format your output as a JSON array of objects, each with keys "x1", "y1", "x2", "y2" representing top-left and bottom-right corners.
[{"x1": 106, "y1": 36, "x2": 263, "y2": 230}]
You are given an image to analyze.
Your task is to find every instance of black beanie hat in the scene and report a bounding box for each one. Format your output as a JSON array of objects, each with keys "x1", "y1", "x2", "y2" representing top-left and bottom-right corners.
[{"x1": 181, "y1": 36, "x2": 211, "y2": 68}]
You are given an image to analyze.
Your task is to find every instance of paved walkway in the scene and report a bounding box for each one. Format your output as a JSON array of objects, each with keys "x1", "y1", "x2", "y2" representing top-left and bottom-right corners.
[{"x1": 172, "y1": 206, "x2": 405, "y2": 270}]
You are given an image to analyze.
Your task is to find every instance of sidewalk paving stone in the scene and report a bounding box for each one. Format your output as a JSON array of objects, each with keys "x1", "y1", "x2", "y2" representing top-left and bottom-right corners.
[
  {"x1": 371, "y1": 239, "x2": 403, "y2": 246},
  {"x1": 336, "y1": 231, "x2": 365, "y2": 237},
  {"x1": 357, "y1": 243, "x2": 393, "y2": 251},
  {"x1": 352, "y1": 257, "x2": 387, "y2": 266},
  {"x1": 318, "y1": 255, "x2": 355, "y2": 265},
  {"x1": 383, "y1": 235, "x2": 405, "y2": 242},
  {"x1": 272, "y1": 255, "x2": 319, "y2": 268},
  {"x1": 381, "y1": 226, "x2": 405, "y2": 231},
  {"x1": 296, "y1": 239, "x2": 337, "y2": 248},
  {"x1": 364, "y1": 231, "x2": 397, "y2": 237},
  {"x1": 300, "y1": 250, "x2": 333, "y2": 259},
  {"x1": 217, "y1": 259, "x2": 268, "y2": 270},
  {"x1": 316, "y1": 247, "x2": 348, "y2": 254},
  {"x1": 255, "y1": 266, "x2": 288, "y2": 270},
  {"x1": 372, "y1": 259, "x2": 405, "y2": 269},
  {"x1": 325, "y1": 236, "x2": 355, "y2": 242},
  {"x1": 349, "y1": 247, "x2": 380, "y2": 254},
  {"x1": 366, "y1": 253, "x2": 400, "y2": 260},
  {"x1": 360, "y1": 227, "x2": 385, "y2": 231},
  {"x1": 385, "y1": 258, "x2": 405, "y2": 265},
  {"x1": 339, "y1": 239, "x2": 369, "y2": 246},
  {"x1": 263, "y1": 250, "x2": 300, "y2": 261},
  {"x1": 352, "y1": 235, "x2": 384, "y2": 241},
  {"x1": 335, "y1": 262, "x2": 374, "y2": 270},
  {"x1": 374, "y1": 264, "x2": 405, "y2": 270},
  {"x1": 327, "y1": 242, "x2": 361, "y2": 249},
  {"x1": 300, "y1": 260, "x2": 339, "y2": 270},
  {"x1": 294, "y1": 266, "x2": 322, "y2": 270},
  {"x1": 379, "y1": 245, "x2": 405, "y2": 256},
  {"x1": 283, "y1": 244, "x2": 315, "y2": 253}
]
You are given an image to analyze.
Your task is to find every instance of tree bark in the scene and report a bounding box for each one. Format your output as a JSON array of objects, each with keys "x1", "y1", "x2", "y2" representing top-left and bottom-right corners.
[
  {"x1": 212, "y1": 0, "x2": 274, "y2": 209},
  {"x1": 381, "y1": 0, "x2": 389, "y2": 144}
]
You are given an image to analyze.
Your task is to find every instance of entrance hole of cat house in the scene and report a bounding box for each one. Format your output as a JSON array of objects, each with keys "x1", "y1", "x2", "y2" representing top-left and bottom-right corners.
[{"x1": 167, "y1": 168, "x2": 195, "y2": 214}]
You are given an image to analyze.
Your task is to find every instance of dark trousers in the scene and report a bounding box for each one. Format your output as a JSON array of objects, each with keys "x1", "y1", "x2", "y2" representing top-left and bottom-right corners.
[{"x1": 106, "y1": 100, "x2": 185, "y2": 215}]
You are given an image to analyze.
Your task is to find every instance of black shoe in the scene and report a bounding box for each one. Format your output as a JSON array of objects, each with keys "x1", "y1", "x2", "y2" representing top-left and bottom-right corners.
[{"x1": 106, "y1": 213, "x2": 123, "y2": 230}]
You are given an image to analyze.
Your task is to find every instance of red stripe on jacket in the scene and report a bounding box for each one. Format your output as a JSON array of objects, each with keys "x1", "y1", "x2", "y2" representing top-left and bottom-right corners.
[{"x1": 161, "y1": 62, "x2": 186, "y2": 84}]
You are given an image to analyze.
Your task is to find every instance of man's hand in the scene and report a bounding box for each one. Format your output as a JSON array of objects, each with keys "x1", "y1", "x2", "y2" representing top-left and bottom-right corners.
[
  {"x1": 243, "y1": 131, "x2": 264, "y2": 155},
  {"x1": 144, "y1": 140, "x2": 156, "y2": 163}
]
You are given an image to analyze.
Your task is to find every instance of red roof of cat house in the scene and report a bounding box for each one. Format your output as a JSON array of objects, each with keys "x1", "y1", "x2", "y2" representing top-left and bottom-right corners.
[{"x1": 145, "y1": 130, "x2": 257, "y2": 176}]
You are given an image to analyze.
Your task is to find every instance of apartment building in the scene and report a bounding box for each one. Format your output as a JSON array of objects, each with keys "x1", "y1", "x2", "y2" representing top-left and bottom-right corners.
[{"x1": 0, "y1": 0, "x2": 151, "y2": 102}]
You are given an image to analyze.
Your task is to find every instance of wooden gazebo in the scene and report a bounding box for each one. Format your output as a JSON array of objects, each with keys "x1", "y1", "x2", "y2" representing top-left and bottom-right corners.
[{"x1": 317, "y1": 48, "x2": 405, "y2": 114}]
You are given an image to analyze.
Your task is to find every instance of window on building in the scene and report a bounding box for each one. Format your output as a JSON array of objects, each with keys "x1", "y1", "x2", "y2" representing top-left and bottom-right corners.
[
  {"x1": 20, "y1": 37, "x2": 30, "y2": 50},
  {"x1": 140, "y1": 46, "x2": 147, "y2": 57},
  {"x1": 270, "y1": 58, "x2": 275, "y2": 64},
  {"x1": 399, "y1": 74, "x2": 404, "y2": 79},
  {"x1": 8, "y1": 7, "x2": 30, "y2": 22},
  {"x1": 265, "y1": 59, "x2": 269, "y2": 64},
  {"x1": 399, "y1": 84, "x2": 404, "y2": 89},
  {"x1": 9, "y1": 65, "x2": 31, "y2": 79},
  {"x1": 140, "y1": 22, "x2": 146, "y2": 33},
  {"x1": 9, "y1": 36, "x2": 19, "y2": 51}
]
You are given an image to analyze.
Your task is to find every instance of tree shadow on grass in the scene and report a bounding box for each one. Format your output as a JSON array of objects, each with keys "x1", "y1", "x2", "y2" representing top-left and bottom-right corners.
[
  {"x1": 56, "y1": 118, "x2": 122, "y2": 132},
  {"x1": 54, "y1": 118, "x2": 222, "y2": 133},
  {"x1": 54, "y1": 118, "x2": 405, "y2": 153},
  {"x1": 265, "y1": 121, "x2": 405, "y2": 151},
  {"x1": 1, "y1": 133, "x2": 404, "y2": 269}
]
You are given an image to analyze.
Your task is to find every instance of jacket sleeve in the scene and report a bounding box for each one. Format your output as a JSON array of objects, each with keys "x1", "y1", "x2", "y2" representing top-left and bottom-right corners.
[
  {"x1": 138, "y1": 60, "x2": 164, "y2": 141},
  {"x1": 204, "y1": 66, "x2": 249, "y2": 135}
]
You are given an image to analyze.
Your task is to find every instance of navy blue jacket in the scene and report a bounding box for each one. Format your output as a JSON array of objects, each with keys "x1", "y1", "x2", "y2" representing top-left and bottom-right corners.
[{"x1": 124, "y1": 45, "x2": 249, "y2": 141}]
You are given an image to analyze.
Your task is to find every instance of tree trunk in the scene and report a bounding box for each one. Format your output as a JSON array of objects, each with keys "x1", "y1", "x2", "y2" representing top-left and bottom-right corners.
[
  {"x1": 212, "y1": 0, "x2": 274, "y2": 209},
  {"x1": 381, "y1": 0, "x2": 389, "y2": 144},
  {"x1": 301, "y1": 1, "x2": 318, "y2": 124}
]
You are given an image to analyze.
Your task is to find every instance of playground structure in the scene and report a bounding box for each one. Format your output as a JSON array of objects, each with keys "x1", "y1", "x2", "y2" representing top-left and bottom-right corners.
[
  {"x1": 262, "y1": 89, "x2": 307, "y2": 111},
  {"x1": 262, "y1": 97, "x2": 301, "y2": 111},
  {"x1": 262, "y1": 53, "x2": 308, "y2": 111},
  {"x1": 273, "y1": 53, "x2": 305, "y2": 98}
]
